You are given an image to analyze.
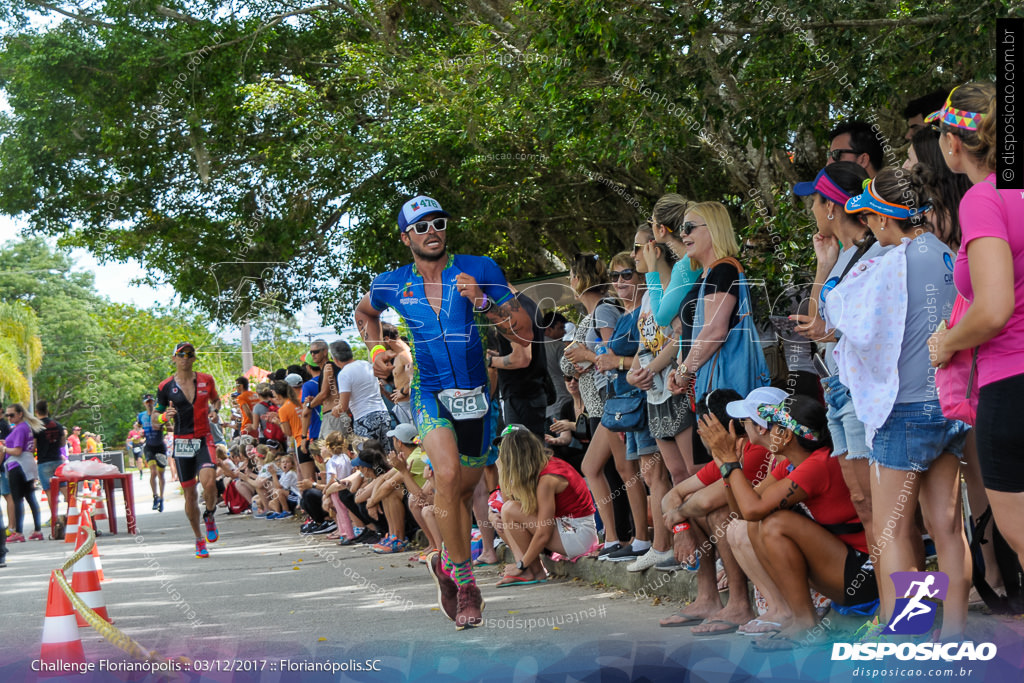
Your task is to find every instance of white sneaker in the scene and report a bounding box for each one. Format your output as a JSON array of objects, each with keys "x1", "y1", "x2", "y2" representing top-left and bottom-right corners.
[{"x1": 626, "y1": 547, "x2": 674, "y2": 572}]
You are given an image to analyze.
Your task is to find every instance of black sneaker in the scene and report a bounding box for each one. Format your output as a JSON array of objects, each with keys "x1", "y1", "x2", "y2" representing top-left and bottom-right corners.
[
  {"x1": 597, "y1": 543, "x2": 624, "y2": 561},
  {"x1": 604, "y1": 544, "x2": 648, "y2": 562},
  {"x1": 358, "y1": 530, "x2": 383, "y2": 545},
  {"x1": 300, "y1": 521, "x2": 318, "y2": 535},
  {"x1": 313, "y1": 521, "x2": 337, "y2": 535},
  {"x1": 152, "y1": 496, "x2": 160, "y2": 511}
]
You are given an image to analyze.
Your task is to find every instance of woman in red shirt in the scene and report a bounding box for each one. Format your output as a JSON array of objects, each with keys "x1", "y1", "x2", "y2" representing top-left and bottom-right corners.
[
  {"x1": 494, "y1": 426, "x2": 597, "y2": 587},
  {"x1": 702, "y1": 393, "x2": 876, "y2": 651}
]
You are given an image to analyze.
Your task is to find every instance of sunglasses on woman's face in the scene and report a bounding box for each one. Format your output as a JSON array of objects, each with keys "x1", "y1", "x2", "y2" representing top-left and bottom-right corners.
[
  {"x1": 609, "y1": 269, "x2": 635, "y2": 281},
  {"x1": 682, "y1": 222, "x2": 707, "y2": 236}
]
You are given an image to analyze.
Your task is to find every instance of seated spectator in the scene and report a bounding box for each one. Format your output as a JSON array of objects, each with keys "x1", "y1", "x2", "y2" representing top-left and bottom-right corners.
[
  {"x1": 658, "y1": 388, "x2": 778, "y2": 632},
  {"x1": 221, "y1": 445, "x2": 256, "y2": 514},
  {"x1": 335, "y1": 440, "x2": 390, "y2": 546},
  {"x1": 711, "y1": 393, "x2": 876, "y2": 650},
  {"x1": 245, "y1": 444, "x2": 282, "y2": 518},
  {"x1": 365, "y1": 431, "x2": 423, "y2": 554},
  {"x1": 493, "y1": 425, "x2": 598, "y2": 587},
  {"x1": 266, "y1": 455, "x2": 301, "y2": 519},
  {"x1": 384, "y1": 424, "x2": 437, "y2": 559},
  {"x1": 308, "y1": 431, "x2": 354, "y2": 538}
]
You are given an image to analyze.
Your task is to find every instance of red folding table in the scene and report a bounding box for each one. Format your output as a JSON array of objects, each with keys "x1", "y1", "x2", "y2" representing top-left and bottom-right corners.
[{"x1": 48, "y1": 472, "x2": 138, "y2": 535}]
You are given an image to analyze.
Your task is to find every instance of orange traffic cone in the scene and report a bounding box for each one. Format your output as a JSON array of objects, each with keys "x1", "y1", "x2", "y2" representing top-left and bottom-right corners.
[
  {"x1": 64, "y1": 490, "x2": 80, "y2": 544},
  {"x1": 39, "y1": 570, "x2": 86, "y2": 672},
  {"x1": 71, "y1": 526, "x2": 112, "y2": 627},
  {"x1": 91, "y1": 483, "x2": 108, "y2": 527},
  {"x1": 77, "y1": 509, "x2": 104, "y2": 581}
]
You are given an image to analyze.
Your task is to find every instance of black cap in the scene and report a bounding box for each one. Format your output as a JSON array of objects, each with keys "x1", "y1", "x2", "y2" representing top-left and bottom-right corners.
[
  {"x1": 142, "y1": 393, "x2": 155, "y2": 402},
  {"x1": 174, "y1": 341, "x2": 195, "y2": 354}
]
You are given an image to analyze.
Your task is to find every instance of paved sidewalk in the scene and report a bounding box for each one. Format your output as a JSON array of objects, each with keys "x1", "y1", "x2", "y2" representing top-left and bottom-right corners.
[{"x1": 0, "y1": 483, "x2": 1021, "y2": 682}]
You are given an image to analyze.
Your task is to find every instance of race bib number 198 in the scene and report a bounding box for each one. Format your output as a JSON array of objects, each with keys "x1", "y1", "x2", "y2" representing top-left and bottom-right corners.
[
  {"x1": 175, "y1": 438, "x2": 201, "y2": 458},
  {"x1": 438, "y1": 387, "x2": 488, "y2": 421}
]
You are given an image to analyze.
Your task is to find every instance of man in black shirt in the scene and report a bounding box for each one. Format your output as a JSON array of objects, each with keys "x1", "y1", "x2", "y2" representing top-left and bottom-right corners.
[
  {"x1": 34, "y1": 400, "x2": 66, "y2": 492},
  {"x1": 486, "y1": 291, "x2": 551, "y2": 437}
]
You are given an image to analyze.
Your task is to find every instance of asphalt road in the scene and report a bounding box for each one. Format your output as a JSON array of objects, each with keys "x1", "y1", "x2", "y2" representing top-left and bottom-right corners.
[{"x1": 1, "y1": 482, "x2": 1023, "y2": 683}]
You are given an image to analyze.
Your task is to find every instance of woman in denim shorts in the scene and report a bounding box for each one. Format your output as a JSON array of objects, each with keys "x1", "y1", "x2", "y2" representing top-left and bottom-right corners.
[
  {"x1": 829, "y1": 169, "x2": 971, "y2": 640},
  {"x1": 791, "y1": 162, "x2": 885, "y2": 555}
]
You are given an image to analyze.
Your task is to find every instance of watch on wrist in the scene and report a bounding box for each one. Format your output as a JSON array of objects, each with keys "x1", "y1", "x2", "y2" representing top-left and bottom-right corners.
[
  {"x1": 719, "y1": 461, "x2": 742, "y2": 480},
  {"x1": 516, "y1": 560, "x2": 526, "y2": 571},
  {"x1": 678, "y1": 363, "x2": 689, "y2": 376}
]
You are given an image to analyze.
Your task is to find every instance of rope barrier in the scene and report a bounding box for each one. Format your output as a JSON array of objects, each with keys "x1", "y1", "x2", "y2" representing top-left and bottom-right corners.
[{"x1": 55, "y1": 528, "x2": 193, "y2": 672}]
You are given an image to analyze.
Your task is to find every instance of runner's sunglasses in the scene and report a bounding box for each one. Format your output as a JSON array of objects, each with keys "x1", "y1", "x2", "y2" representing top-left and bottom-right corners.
[{"x1": 406, "y1": 217, "x2": 448, "y2": 234}]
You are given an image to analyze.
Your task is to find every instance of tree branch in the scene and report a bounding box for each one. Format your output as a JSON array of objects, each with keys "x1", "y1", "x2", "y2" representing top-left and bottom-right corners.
[
  {"x1": 182, "y1": 4, "x2": 336, "y2": 57},
  {"x1": 712, "y1": 16, "x2": 945, "y2": 36},
  {"x1": 26, "y1": 0, "x2": 119, "y2": 29}
]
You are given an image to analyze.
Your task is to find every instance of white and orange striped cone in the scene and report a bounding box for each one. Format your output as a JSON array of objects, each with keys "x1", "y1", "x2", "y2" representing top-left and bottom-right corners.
[
  {"x1": 71, "y1": 527, "x2": 112, "y2": 627},
  {"x1": 39, "y1": 570, "x2": 86, "y2": 672},
  {"x1": 90, "y1": 483, "x2": 108, "y2": 527},
  {"x1": 64, "y1": 487, "x2": 80, "y2": 544},
  {"x1": 77, "y1": 507, "x2": 104, "y2": 581}
]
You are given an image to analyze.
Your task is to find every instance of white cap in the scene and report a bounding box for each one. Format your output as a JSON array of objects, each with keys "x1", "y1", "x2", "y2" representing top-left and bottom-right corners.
[
  {"x1": 726, "y1": 387, "x2": 789, "y2": 428},
  {"x1": 284, "y1": 373, "x2": 304, "y2": 387}
]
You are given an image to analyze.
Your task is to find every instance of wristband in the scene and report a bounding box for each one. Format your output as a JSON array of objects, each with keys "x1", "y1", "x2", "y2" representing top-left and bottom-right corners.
[
  {"x1": 370, "y1": 345, "x2": 387, "y2": 362},
  {"x1": 619, "y1": 357, "x2": 625, "y2": 371},
  {"x1": 672, "y1": 522, "x2": 690, "y2": 534},
  {"x1": 474, "y1": 293, "x2": 490, "y2": 313}
]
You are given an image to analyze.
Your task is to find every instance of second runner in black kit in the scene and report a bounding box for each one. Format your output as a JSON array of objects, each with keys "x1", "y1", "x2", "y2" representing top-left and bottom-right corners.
[{"x1": 155, "y1": 341, "x2": 222, "y2": 558}]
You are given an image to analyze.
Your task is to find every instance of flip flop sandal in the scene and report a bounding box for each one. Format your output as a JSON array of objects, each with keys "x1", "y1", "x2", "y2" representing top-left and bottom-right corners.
[
  {"x1": 659, "y1": 612, "x2": 707, "y2": 628},
  {"x1": 691, "y1": 619, "x2": 741, "y2": 636},
  {"x1": 496, "y1": 575, "x2": 546, "y2": 587},
  {"x1": 738, "y1": 619, "x2": 784, "y2": 636},
  {"x1": 752, "y1": 633, "x2": 806, "y2": 652}
]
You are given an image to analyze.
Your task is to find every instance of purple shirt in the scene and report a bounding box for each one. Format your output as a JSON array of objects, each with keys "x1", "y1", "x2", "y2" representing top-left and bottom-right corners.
[
  {"x1": 4, "y1": 421, "x2": 39, "y2": 480},
  {"x1": 4, "y1": 421, "x2": 32, "y2": 451}
]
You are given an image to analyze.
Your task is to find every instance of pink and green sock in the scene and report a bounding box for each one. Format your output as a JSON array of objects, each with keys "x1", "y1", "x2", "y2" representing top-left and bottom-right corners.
[{"x1": 440, "y1": 545, "x2": 475, "y2": 586}]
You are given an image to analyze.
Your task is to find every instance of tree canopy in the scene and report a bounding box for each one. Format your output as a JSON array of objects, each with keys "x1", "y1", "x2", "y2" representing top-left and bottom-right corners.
[
  {"x1": 0, "y1": 1, "x2": 1015, "y2": 325},
  {"x1": 0, "y1": 237, "x2": 307, "y2": 444}
]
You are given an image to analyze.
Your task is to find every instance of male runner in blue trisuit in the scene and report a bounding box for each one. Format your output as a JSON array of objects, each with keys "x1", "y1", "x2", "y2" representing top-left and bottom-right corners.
[{"x1": 354, "y1": 195, "x2": 532, "y2": 630}]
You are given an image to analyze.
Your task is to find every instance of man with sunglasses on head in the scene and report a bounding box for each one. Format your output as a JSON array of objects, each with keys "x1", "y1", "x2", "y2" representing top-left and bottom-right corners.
[
  {"x1": 354, "y1": 195, "x2": 533, "y2": 630},
  {"x1": 155, "y1": 342, "x2": 222, "y2": 558}
]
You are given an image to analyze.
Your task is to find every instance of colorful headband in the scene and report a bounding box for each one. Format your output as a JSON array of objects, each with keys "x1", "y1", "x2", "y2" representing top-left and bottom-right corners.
[
  {"x1": 924, "y1": 87, "x2": 986, "y2": 131},
  {"x1": 844, "y1": 178, "x2": 931, "y2": 220},
  {"x1": 792, "y1": 167, "x2": 853, "y2": 206},
  {"x1": 756, "y1": 403, "x2": 821, "y2": 442}
]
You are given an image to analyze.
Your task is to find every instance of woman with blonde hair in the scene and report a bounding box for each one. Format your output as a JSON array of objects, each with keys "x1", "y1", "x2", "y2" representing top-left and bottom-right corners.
[
  {"x1": 494, "y1": 426, "x2": 597, "y2": 586},
  {"x1": 668, "y1": 201, "x2": 770, "y2": 405}
]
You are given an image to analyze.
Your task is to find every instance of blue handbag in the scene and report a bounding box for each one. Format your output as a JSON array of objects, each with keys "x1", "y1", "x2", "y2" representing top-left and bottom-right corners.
[{"x1": 692, "y1": 258, "x2": 770, "y2": 403}]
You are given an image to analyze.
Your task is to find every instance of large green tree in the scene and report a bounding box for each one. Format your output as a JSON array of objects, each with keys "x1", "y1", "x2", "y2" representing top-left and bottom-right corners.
[{"x1": 0, "y1": 1, "x2": 1015, "y2": 323}]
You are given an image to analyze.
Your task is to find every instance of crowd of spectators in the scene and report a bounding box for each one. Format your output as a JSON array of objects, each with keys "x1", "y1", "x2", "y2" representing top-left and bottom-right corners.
[
  {"x1": 214, "y1": 81, "x2": 1016, "y2": 648},
  {"x1": 2, "y1": 83, "x2": 1020, "y2": 649}
]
